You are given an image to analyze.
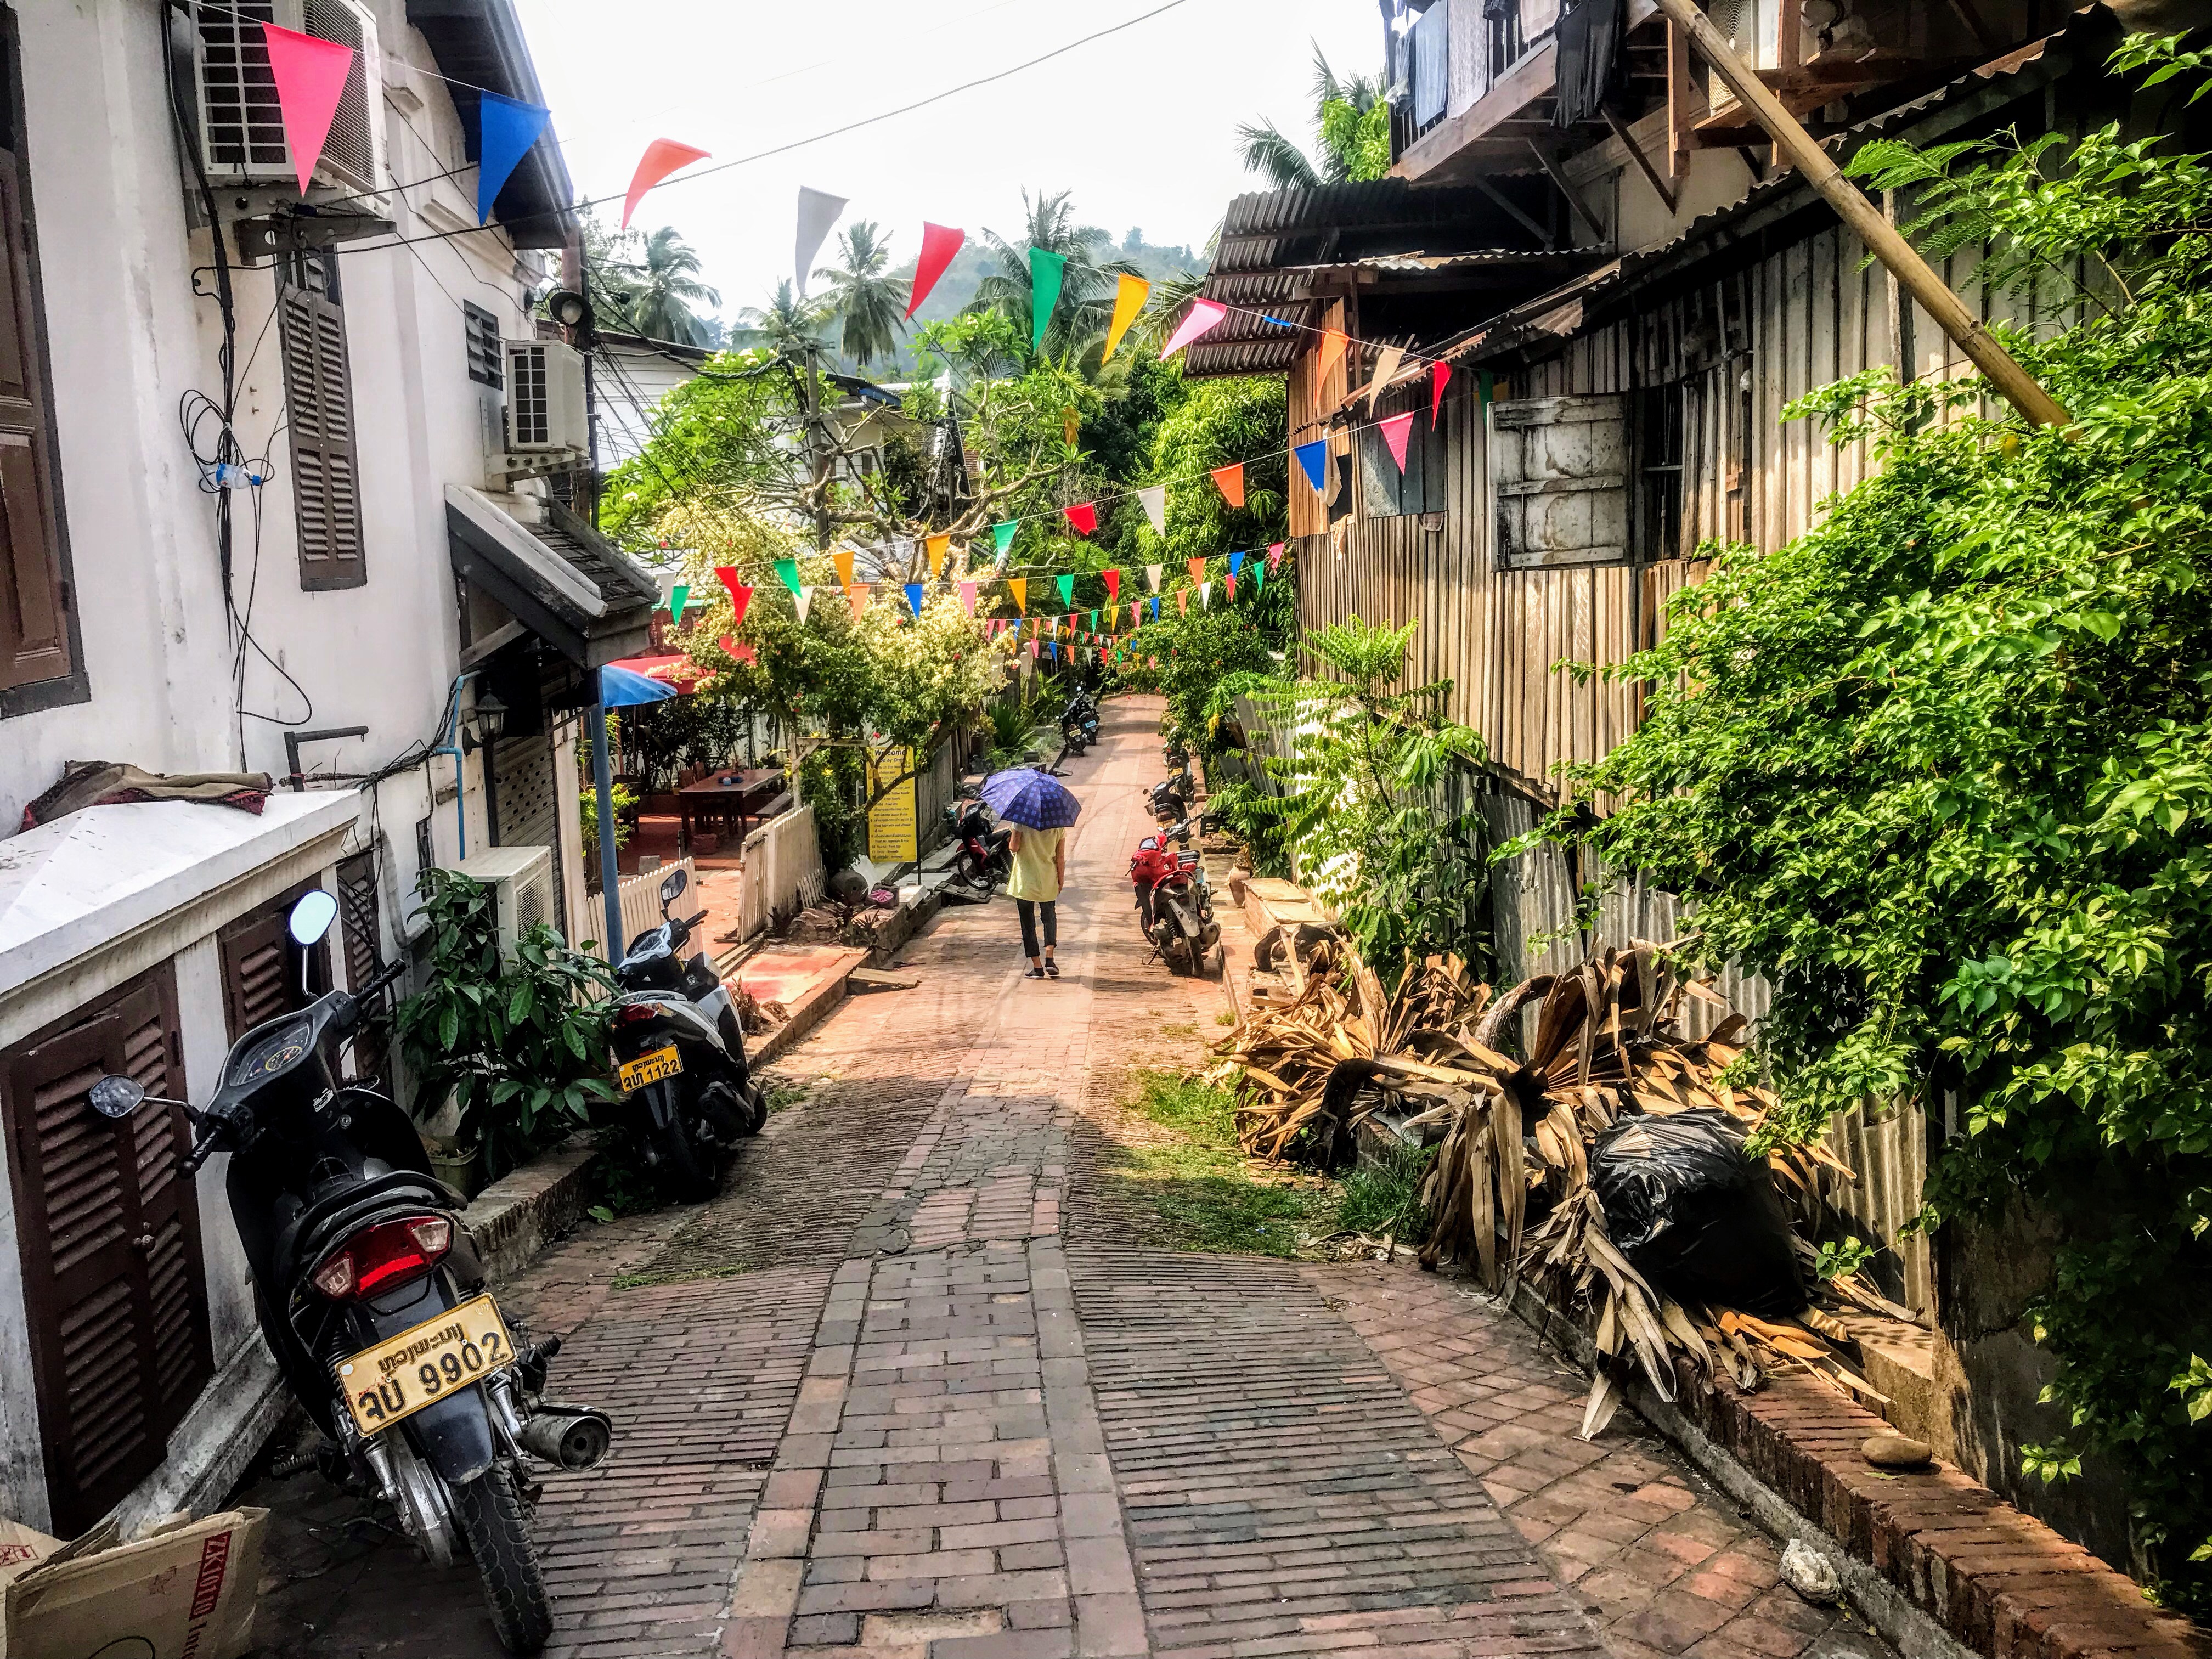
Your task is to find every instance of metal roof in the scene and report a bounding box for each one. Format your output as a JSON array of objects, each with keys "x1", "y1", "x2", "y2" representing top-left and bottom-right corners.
[
  {"x1": 446, "y1": 487, "x2": 659, "y2": 669},
  {"x1": 407, "y1": 0, "x2": 576, "y2": 249}
]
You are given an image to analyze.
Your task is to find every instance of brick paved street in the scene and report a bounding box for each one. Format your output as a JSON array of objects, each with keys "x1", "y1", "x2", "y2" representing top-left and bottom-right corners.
[{"x1": 242, "y1": 698, "x2": 1893, "y2": 1659}]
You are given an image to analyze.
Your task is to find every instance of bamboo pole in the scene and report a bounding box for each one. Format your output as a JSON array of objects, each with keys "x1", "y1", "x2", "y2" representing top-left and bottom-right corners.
[{"x1": 1650, "y1": 0, "x2": 2073, "y2": 428}]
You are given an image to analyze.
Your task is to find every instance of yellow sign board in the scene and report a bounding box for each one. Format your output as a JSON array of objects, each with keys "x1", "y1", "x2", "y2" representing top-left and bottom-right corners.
[{"x1": 867, "y1": 747, "x2": 918, "y2": 865}]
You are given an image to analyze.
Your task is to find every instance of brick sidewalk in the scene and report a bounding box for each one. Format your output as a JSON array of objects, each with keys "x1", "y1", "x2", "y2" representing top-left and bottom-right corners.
[{"x1": 242, "y1": 698, "x2": 1888, "y2": 1659}]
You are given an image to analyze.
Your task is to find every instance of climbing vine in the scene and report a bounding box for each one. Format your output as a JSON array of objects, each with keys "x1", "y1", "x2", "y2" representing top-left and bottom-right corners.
[{"x1": 1519, "y1": 40, "x2": 2212, "y2": 1606}]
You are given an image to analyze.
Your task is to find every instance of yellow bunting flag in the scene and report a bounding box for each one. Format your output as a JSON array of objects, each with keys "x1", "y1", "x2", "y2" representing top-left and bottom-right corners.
[
  {"x1": 833, "y1": 547, "x2": 855, "y2": 587},
  {"x1": 926, "y1": 534, "x2": 950, "y2": 577},
  {"x1": 1104, "y1": 273, "x2": 1150, "y2": 362},
  {"x1": 1009, "y1": 577, "x2": 1027, "y2": 615}
]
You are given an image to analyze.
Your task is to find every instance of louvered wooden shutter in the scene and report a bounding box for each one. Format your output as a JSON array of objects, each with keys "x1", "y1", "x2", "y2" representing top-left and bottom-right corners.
[
  {"x1": 279, "y1": 286, "x2": 365, "y2": 591},
  {"x1": 1492, "y1": 393, "x2": 1629, "y2": 571},
  {"x1": 0, "y1": 54, "x2": 70, "y2": 693},
  {"x1": 218, "y1": 904, "x2": 292, "y2": 1039},
  {"x1": 2, "y1": 969, "x2": 211, "y2": 1536}
]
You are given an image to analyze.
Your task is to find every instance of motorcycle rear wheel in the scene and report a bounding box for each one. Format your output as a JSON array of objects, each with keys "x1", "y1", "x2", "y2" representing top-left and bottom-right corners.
[
  {"x1": 654, "y1": 1108, "x2": 718, "y2": 1202},
  {"x1": 453, "y1": 1463, "x2": 553, "y2": 1654}
]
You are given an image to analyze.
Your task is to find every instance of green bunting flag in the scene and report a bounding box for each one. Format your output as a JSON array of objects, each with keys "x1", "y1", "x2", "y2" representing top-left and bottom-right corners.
[
  {"x1": 992, "y1": 520, "x2": 1018, "y2": 556},
  {"x1": 1029, "y1": 248, "x2": 1066, "y2": 351},
  {"x1": 1056, "y1": 573, "x2": 1075, "y2": 609},
  {"x1": 1253, "y1": 563, "x2": 1266, "y2": 594},
  {"x1": 773, "y1": 557, "x2": 801, "y2": 596},
  {"x1": 668, "y1": 582, "x2": 689, "y2": 620}
]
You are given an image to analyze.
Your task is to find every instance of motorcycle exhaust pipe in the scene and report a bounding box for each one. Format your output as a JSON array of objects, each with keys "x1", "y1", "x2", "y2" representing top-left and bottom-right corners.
[{"x1": 520, "y1": 1405, "x2": 613, "y2": 1471}]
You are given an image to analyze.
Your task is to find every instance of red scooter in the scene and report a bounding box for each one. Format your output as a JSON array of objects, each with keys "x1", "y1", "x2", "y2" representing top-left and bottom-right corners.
[
  {"x1": 945, "y1": 791, "x2": 1014, "y2": 895},
  {"x1": 1130, "y1": 811, "x2": 1222, "y2": 976}
]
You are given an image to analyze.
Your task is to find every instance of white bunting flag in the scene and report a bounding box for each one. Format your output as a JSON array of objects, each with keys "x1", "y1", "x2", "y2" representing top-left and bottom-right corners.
[
  {"x1": 1366, "y1": 344, "x2": 1407, "y2": 413},
  {"x1": 794, "y1": 186, "x2": 848, "y2": 296},
  {"x1": 794, "y1": 586, "x2": 815, "y2": 623},
  {"x1": 1144, "y1": 563, "x2": 1163, "y2": 594},
  {"x1": 1137, "y1": 484, "x2": 1166, "y2": 534},
  {"x1": 1200, "y1": 581, "x2": 1213, "y2": 609}
]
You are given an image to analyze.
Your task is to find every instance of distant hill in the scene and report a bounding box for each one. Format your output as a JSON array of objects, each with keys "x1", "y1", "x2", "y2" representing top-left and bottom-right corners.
[{"x1": 727, "y1": 230, "x2": 1205, "y2": 384}]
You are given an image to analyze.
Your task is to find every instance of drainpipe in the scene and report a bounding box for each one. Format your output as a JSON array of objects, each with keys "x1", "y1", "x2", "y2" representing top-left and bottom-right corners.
[
  {"x1": 430, "y1": 672, "x2": 480, "y2": 862},
  {"x1": 589, "y1": 694, "x2": 623, "y2": 956}
]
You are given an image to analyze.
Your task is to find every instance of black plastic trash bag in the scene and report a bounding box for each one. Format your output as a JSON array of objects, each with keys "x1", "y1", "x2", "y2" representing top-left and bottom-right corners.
[{"x1": 1590, "y1": 1108, "x2": 1807, "y2": 1317}]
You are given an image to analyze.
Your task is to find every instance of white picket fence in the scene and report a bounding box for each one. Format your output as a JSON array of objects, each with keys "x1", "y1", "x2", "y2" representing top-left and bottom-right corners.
[
  {"x1": 614, "y1": 855, "x2": 696, "y2": 953},
  {"x1": 732, "y1": 804, "x2": 823, "y2": 944}
]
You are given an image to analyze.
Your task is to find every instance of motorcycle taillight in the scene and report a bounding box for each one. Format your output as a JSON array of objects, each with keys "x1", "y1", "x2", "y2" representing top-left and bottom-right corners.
[
  {"x1": 309, "y1": 1215, "x2": 453, "y2": 1301},
  {"x1": 612, "y1": 1003, "x2": 659, "y2": 1028}
]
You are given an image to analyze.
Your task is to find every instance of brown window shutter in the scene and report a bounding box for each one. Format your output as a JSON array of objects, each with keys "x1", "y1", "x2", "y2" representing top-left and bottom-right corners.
[
  {"x1": 279, "y1": 286, "x2": 366, "y2": 591},
  {"x1": 1, "y1": 968, "x2": 212, "y2": 1536},
  {"x1": 0, "y1": 98, "x2": 69, "y2": 691},
  {"x1": 218, "y1": 905, "x2": 292, "y2": 1039},
  {"x1": 337, "y1": 851, "x2": 382, "y2": 990}
]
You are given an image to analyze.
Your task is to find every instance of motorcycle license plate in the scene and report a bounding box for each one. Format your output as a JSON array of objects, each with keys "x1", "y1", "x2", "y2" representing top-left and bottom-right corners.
[
  {"x1": 334, "y1": 1294, "x2": 515, "y2": 1437},
  {"x1": 617, "y1": 1045, "x2": 681, "y2": 1092}
]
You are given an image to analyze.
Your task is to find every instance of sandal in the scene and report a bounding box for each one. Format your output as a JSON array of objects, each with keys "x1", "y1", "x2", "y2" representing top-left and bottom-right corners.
[{"x1": 1043, "y1": 960, "x2": 1060, "y2": 978}]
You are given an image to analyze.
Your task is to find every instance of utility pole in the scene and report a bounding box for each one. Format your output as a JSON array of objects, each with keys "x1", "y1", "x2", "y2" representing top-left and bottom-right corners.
[
  {"x1": 799, "y1": 338, "x2": 833, "y2": 549},
  {"x1": 1650, "y1": 0, "x2": 2072, "y2": 428}
]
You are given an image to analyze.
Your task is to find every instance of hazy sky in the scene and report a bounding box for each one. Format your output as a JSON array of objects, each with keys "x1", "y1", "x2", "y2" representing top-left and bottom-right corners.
[{"x1": 512, "y1": 0, "x2": 1385, "y2": 323}]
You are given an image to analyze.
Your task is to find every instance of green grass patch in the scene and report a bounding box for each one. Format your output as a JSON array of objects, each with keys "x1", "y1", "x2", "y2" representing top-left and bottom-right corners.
[
  {"x1": 1333, "y1": 1141, "x2": 1433, "y2": 1244},
  {"x1": 1102, "y1": 1071, "x2": 1337, "y2": 1256}
]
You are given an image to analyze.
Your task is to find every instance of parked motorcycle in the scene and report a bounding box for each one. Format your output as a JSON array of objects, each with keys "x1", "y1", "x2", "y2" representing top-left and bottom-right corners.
[
  {"x1": 945, "y1": 791, "x2": 1014, "y2": 894},
  {"x1": 1059, "y1": 690, "x2": 1100, "y2": 756},
  {"x1": 87, "y1": 891, "x2": 607, "y2": 1654},
  {"x1": 1130, "y1": 812, "x2": 1223, "y2": 977},
  {"x1": 609, "y1": 866, "x2": 766, "y2": 1202}
]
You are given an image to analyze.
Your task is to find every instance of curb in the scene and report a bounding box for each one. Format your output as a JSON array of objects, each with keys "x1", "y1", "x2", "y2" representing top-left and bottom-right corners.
[{"x1": 461, "y1": 1130, "x2": 600, "y2": 1284}]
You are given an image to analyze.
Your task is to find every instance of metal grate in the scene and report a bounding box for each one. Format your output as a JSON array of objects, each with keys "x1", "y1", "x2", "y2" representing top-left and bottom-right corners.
[
  {"x1": 464, "y1": 301, "x2": 503, "y2": 388},
  {"x1": 299, "y1": 0, "x2": 373, "y2": 187},
  {"x1": 508, "y1": 343, "x2": 549, "y2": 447},
  {"x1": 197, "y1": 0, "x2": 287, "y2": 174}
]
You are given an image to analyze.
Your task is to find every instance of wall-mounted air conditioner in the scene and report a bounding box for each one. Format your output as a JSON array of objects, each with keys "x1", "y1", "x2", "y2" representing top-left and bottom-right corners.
[
  {"x1": 190, "y1": 0, "x2": 388, "y2": 203},
  {"x1": 453, "y1": 845, "x2": 558, "y2": 961},
  {"x1": 503, "y1": 340, "x2": 589, "y2": 455}
]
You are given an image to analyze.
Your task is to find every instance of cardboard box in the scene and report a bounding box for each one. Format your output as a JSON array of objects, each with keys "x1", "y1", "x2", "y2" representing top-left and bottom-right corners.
[{"x1": 2, "y1": 1508, "x2": 266, "y2": 1659}]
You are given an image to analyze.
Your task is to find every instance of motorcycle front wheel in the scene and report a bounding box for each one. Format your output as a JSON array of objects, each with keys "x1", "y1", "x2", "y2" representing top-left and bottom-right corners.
[{"x1": 453, "y1": 1463, "x2": 553, "y2": 1654}]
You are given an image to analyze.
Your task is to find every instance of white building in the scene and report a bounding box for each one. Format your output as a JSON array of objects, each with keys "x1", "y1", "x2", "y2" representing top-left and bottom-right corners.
[{"x1": 0, "y1": 0, "x2": 653, "y2": 1538}]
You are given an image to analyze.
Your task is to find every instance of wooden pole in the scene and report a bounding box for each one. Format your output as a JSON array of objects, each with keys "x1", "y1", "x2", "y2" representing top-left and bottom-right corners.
[{"x1": 1649, "y1": 0, "x2": 2072, "y2": 428}]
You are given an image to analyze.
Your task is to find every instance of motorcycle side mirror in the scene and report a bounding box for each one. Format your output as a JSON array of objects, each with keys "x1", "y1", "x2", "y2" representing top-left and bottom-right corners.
[
  {"x1": 287, "y1": 889, "x2": 339, "y2": 947},
  {"x1": 89, "y1": 1075, "x2": 148, "y2": 1120},
  {"x1": 659, "y1": 867, "x2": 689, "y2": 908}
]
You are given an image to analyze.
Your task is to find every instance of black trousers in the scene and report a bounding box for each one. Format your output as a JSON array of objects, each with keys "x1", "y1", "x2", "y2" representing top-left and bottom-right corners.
[{"x1": 1016, "y1": 898, "x2": 1057, "y2": 957}]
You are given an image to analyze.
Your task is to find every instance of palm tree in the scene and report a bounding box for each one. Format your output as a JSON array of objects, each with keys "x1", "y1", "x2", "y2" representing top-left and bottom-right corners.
[
  {"x1": 624, "y1": 227, "x2": 721, "y2": 346},
  {"x1": 969, "y1": 189, "x2": 1143, "y2": 364},
  {"x1": 814, "y1": 221, "x2": 909, "y2": 369},
  {"x1": 1235, "y1": 44, "x2": 1387, "y2": 190},
  {"x1": 1236, "y1": 120, "x2": 1323, "y2": 190},
  {"x1": 733, "y1": 280, "x2": 831, "y2": 354}
]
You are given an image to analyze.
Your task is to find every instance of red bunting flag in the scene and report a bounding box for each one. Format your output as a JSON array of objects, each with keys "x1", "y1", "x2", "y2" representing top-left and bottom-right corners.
[
  {"x1": 1064, "y1": 503, "x2": 1097, "y2": 536},
  {"x1": 719, "y1": 636, "x2": 756, "y2": 666},
  {"x1": 261, "y1": 24, "x2": 356, "y2": 194},
  {"x1": 1210, "y1": 464, "x2": 1245, "y2": 509},
  {"x1": 713, "y1": 566, "x2": 753, "y2": 627},
  {"x1": 1103, "y1": 567, "x2": 1121, "y2": 602},
  {"x1": 1380, "y1": 412, "x2": 1417, "y2": 472},
  {"x1": 1431, "y1": 360, "x2": 1453, "y2": 427},
  {"x1": 623, "y1": 139, "x2": 712, "y2": 229},
  {"x1": 908, "y1": 222, "x2": 965, "y2": 318},
  {"x1": 1225, "y1": 575, "x2": 1237, "y2": 602},
  {"x1": 1186, "y1": 557, "x2": 1205, "y2": 584}
]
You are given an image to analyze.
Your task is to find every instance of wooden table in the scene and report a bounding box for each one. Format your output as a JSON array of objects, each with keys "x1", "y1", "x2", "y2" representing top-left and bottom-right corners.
[{"x1": 676, "y1": 768, "x2": 785, "y2": 850}]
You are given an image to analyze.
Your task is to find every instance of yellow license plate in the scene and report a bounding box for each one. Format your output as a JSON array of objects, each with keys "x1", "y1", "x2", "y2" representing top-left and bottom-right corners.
[
  {"x1": 333, "y1": 1294, "x2": 515, "y2": 1438},
  {"x1": 618, "y1": 1045, "x2": 681, "y2": 1092}
]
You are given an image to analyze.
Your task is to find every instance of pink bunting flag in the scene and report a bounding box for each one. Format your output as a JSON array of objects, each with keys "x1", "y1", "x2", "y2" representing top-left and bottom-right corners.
[
  {"x1": 958, "y1": 580, "x2": 978, "y2": 615},
  {"x1": 1064, "y1": 503, "x2": 1098, "y2": 536},
  {"x1": 1380, "y1": 411, "x2": 1417, "y2": 472},
  {"x1": 1028, "y1": 639, "x2": 1040, "y2": 660},
  {"x1": 713, "y1": 566, "x2": 753, "y2": 627},
  {"x1": 1131, "y1": 601, "x2": 1142, "y2": 628},
  {"x1": 1431, "y1": 360, "x2": 1453, "y2": 427},
  {"x1": 908, "y1": 223, "x2": 965, "y2": 318},
  {"x1": 623, "y1": 138, "x2": 711, "y2": 229},
  {"x1": 261, "y1": 24, "x2": 357, "y2": 193},
  {"x1": 1268, "y1": 541, "x2": 1285, "y2": 571},
  {"x1": 1159, "y1": 300, "x2": 1228, "y2": 359}
]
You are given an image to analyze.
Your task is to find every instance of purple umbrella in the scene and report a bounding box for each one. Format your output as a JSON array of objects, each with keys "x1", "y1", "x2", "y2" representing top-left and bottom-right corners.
[{"x1": 979, "y1": 767, "x2": 1081, "y2": 830}]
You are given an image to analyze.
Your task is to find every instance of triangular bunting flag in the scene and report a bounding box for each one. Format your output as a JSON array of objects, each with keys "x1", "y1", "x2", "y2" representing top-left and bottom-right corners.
[
  {"x1": 905, "y1": 582, "x2": 925, "y2": 617},
  {"x1": 1380, "y1": 411, "x2": 1417, "y2": 472},
  {"x1": 1366, "y1": 344, "x2": 1407, "y2": 413},
  {"x1": 991, "y1": 521, "x2": 1018, "y2": 556},
  {"x1": 1144, "y1": 564, "x2": 1163, "y2": 594},
  {"x1": 721, "y1": 636, "x2": 755, "y2": 666},
  {"x1": 926, "y1": 534, "x2": 950, "y2": 577},
  {"x1": 1268, "y1": 541, "x2": 1285, "y2": 570},
  {"x1": 623, "y1": 138, "x2": 710, "y2": 229},
  {"x1": 713, "y1": 567, "x2": 753, "y2": 627},
  {"x1": 1225, "y1": 574, "x2": 1237, "y2": 602},
  {"x1": 795, "y1": 586, "x2": 815, "y2": 623},
  {"x1": 1253, "y1": 565, "x2": 1266, "y2": 594},
  {"x1": 1009, "y1": 577, "x2": 1027, "y2": 614},
  {"x1": 1029, "y1": 248, "x2": 1067, "y2": 351},
  {"x1": 847, "y1": 583, "x2": 870, "y2": 620},
  {"x1": 1431, "y1": 360, "x2": 1453, "y2": 427},
  {"x1": 668, "y1": 582, "x2": 689, "y2": 622},
  {"x1": 1149, "y1": 596, "x2": 1160, "y2": 620},
  {"x1": 1187, "y1": 557, "x2": 1206, "y2": 584},
  {"x1": 1229, "y1": 551, "x2": 1245, "y2": 578},
  {"x1": 1318, "y1": 327, "x2": 1350, "y2": 381},
  {"x1": 908, "y1": 223, "x2": 965, "y2": 319},
  {"x1": 1211, "y1": 464, "x2": 1245, "y2": 509},
  {"x1": 1063, "y1": 503, "x2": 1097, "y2": 536},
  {"x1": 1159, "y1": 299, "x2": 1228, "y2": 359},
  {"x1": 1056, "y1": 573, "x2": 1075, "y2": 608},
  {"x1": 795, "y1": 187, "x2": 847, "y2": 296},
  {"x1": 1089, "y1": 609, "x2": 1099, "y2": 629},
  {"x1": 1137, "y1": 485, "x2": 1166, "y2": 535},
  {"x1": 1178, "y1": 590, "x2": 1188, "y2": 616},
  {"x1": 958, "y1": 581, "x2": 978, "y2": 615},
  {"x1": 772, "y1": 557, "x2": 801, "y2": 596},
  {"x1": 1104, "y1": 274, "x2": 1149, "y2": 361},
  {"x1": 477, "y1": 93, "x2": 552, "y2": 225},
  {"x1": 1028, "y1": 639, "x2": 1039, "y2": 660},
  {"x1": 1130, "y1": 602, "x2": 1142, "y2": 628},
  {"x1": 1103, "y1": 568, "x2": 1121, "y2": 602},
  {"x1": 261, "y1": 23, "x2": 356, "y2": 195},
  {"x1": 1295, "y1": 440, "x2": 1329, "y2": 494},
  {"x1": 833, "y1": 547, "x2": 855, "y2": 587},
  {"x1": 1200, "y1": 582, "x2": 1212, "y2": 609}
]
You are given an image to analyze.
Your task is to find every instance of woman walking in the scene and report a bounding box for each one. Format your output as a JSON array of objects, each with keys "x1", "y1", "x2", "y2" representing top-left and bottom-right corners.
[
  {"x1": 1008, "y1": 823, "x2": 1065, "y2": 979},
  {"x1": 977, "y1": 766, "x2": 1084, "y2": 984}
]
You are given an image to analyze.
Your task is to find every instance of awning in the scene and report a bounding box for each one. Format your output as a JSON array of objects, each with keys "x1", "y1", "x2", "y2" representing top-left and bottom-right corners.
[
  {"x1": 445, "y1": 486, "x2": 661, "y2": 671},
  {"x1": 601, "y1": 656, "x2": 695, "y2": 701}
]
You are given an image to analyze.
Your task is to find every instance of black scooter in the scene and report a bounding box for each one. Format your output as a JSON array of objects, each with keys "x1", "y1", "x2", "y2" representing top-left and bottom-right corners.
[
  {"x1": 1060, "y1": 691, "x2": 1100, "y2": 755},
  {"x1": 88, "y1": 891, "x2": 608, "y2": 1654},
  {"x1": 608, "y1": 866, "x2": 765, "y2": 1201}
]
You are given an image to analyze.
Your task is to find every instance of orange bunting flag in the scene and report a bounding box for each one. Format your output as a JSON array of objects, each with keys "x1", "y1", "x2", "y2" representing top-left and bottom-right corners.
[
  {"x1": 1177, "y1": 590, "x2": 1189, "y2": 617},
  {"x1": 1318, "y1": 327, "x2": 1350, "y2": 382},
  {"x1": 1008, "y1": 577, "x2": 1027, "y2": 614},
  {"x1": 846, "y1": 583, "x2": 870, "y2": 620},
  {"x1": 1211, "y1": 465, "x2": 1244, "y2": 509},
  {"x1": 832, "y1": 547, "x2": 855, "y2": 587},
  {"x1": 926, "y1": 534, "x2": 950, "y2": 576},
  {"x1": 623, "y1": 138, "x2": 711, "y2": 229},
  {"x1": 1187, "y1": 557, "x2": 1206, "y2": 584}
]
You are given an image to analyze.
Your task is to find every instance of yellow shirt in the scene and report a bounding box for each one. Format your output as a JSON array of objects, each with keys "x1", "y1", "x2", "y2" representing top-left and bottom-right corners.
[{"x1": 1008, "y1": 826, "x2": 1064, "y2": 902}]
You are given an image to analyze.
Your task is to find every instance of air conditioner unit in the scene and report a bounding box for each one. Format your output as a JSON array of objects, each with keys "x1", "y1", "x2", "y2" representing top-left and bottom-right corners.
[
  {"x1": 453, "y1": 845, "x2": 558, "y2": 961},
  {"x1": 504, "y1": 341, "x2": 589, "y2": 454},
  {"x1": 190, "y1": 0, "x2": 388, "y2": 201}
]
